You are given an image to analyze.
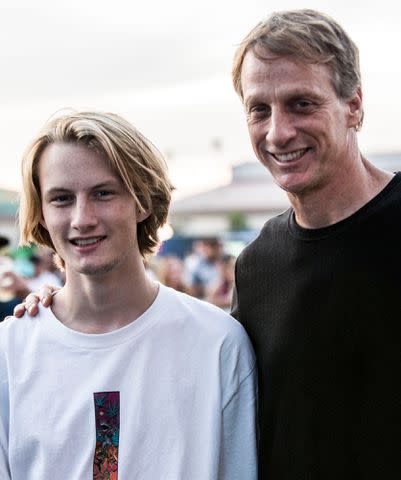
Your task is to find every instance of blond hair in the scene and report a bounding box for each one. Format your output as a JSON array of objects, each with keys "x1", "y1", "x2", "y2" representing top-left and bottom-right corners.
[{"x1": 19, "y1": 111, "x2": 174, "y2": 265}]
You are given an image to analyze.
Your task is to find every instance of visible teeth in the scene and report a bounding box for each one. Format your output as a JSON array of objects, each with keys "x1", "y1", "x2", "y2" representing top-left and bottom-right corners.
[
  {"x1": 73, "y1": 238, "x2": 102, "y2": 246},
  {"x1": 274, "y1": 149, "x2": 307, "y2": 162}
]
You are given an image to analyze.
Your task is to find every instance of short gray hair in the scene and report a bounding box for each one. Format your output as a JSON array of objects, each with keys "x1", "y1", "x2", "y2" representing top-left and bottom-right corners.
[{"x1": 233, "y1": 9, "x2": 362, "y2": 105}]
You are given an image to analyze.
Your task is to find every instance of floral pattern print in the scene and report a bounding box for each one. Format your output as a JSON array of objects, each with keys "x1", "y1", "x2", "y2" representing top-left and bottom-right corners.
[{"x1": 93, "y1": 392, "x2": 120, "y2": 480}]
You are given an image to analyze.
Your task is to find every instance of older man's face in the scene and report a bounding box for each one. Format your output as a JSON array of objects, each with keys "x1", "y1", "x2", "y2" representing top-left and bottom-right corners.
[{"x1": 240, "y1": 51, "x2": 362, "y2": 197}]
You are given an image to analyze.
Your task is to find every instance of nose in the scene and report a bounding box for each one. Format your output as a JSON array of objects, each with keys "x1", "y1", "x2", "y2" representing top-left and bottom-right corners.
[
  {"x1": 71, "y1": 198, "x2": 98, "y2": 231},
  {"x1": 265, "y1": 107, "x2": 297, "y2": 148}
]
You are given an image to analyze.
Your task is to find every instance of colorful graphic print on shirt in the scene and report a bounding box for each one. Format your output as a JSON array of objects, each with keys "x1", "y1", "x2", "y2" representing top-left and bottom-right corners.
[{"x1": 93, "y1": 391, "x2": 120, "y2": 480}]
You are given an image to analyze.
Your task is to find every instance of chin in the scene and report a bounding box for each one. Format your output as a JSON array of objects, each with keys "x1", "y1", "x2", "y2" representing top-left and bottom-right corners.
[
  {"x1": 275, "y1": 171, "x2": 319, "y2": 196},
  {"x1": 77, "y1": 261, "x2": 118, "y2": 276},
  {"x1": 275, "y1": 178, "x2": 306, "y2": 194}
]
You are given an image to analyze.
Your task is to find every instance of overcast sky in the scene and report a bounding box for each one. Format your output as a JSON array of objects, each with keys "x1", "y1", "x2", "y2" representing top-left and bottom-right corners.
[{"x1": 1, "y1": 0, "x2": 400, "y2": 197}]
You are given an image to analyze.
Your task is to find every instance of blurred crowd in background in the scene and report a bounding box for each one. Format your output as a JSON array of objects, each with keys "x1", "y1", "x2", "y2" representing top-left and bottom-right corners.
[
  {"x1": 0, "y1": 235, "x2": 64, "y2": 319},
  {"x1": 0, "y1": 235, "x2": 237, "y2": 320}
]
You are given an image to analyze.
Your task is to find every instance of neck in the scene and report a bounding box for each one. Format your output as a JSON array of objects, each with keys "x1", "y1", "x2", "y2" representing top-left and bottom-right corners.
[
  {"x1": 288, "y1": 155, "x2": 394, "y2": 229},
  {"x1": 52, "y1": 259, "x2": 158, "y2": 334}
]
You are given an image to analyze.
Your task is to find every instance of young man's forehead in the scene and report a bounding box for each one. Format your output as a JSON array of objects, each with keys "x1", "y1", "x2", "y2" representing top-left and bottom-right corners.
[
  {"x1": 38, "y1": 142, "x2": 123, "y2": 190},
  {"x1": 40, "y1": 141, "x2": 104, "y2": 161}
]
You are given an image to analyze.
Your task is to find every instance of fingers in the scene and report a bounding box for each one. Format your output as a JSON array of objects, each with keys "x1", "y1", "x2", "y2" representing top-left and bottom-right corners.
[
  {"x1": 13, "y1": 300, "x2": 39, "y2": 317},
  {"x1": 41, "y1": 294, "x2": 53, "y2": 308},
  {"x1": 12, "y1": 284, "x2": 59, "y2": 318},
  {"x1": 38, "y1": 285, "x2": 59, "y2": 307},
  {"x1": 22, "y1": 293, "x2": 42, "y2": 316},
  {"x1": 13, "y1": 293, "x2": 41, "y2": 317},
  {"x1": 27, "y1": 293, "x2": 41, "y2": 313},
  {"x1": 13, "y1": 302, "x2": 28, "y2": 318}
]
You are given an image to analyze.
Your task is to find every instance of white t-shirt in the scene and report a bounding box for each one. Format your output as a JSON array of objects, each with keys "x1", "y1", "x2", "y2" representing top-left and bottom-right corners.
[{"x1": 0, "y1": 284, "x2": 257, "y2": 479}]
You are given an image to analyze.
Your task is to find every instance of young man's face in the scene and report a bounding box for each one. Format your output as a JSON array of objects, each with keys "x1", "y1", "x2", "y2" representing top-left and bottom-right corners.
[
  {"x1": 39, "y1": 142, "x2": 147, "y2": 277},
  {"x1": 240, "y1": 51, "x2": 362, "y2": 197}
]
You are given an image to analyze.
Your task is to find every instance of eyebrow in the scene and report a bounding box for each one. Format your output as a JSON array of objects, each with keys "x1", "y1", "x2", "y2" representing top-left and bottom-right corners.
[
  {"x1": 43, "y1": 181, "x2": 120, "y2": 197},
  {"x1": 285, "y1": 90, "x2": 322, "y2": 102},
  {"x1": 244, "y1": 88, "x2": 322, "y2": 108},
  {"x1": 43, "y1": 187, "x2": 70, "y2": 197}
]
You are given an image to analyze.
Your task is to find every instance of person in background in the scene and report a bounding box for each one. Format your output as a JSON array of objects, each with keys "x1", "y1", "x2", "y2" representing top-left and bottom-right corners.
[
  {"x1": 0, "y1": 111, "x2": 257, "y2": 479},
  {"x1": 157, "y1": 255, "x2": 189, "y2": 293},
  {"x1": 0, "y1": 245, "x2": 63, "y2": 320},
  {"x1": 183, "y1": 240, "x2": 204, "y2": 277},
  {"x1": 0, "y1": 237, "x2": 33, "y2": 320},
  {"x1": 186, "y1": 238, "x2": 223, "y2": 299},
  {"x1": 0, "y1": 237, "x2": 21, "y2": 320},
  {"x1": 26, "y1": 247, "x2": 64, "y2": 291},
  {"x1": 206, "y1": 254, "x2": 236, "y2": 311}
]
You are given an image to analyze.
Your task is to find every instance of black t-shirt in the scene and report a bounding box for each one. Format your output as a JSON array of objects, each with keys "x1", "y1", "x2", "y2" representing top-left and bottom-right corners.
[{"x1": 233, "y1": 173, "x2": 401, "y2": 479}]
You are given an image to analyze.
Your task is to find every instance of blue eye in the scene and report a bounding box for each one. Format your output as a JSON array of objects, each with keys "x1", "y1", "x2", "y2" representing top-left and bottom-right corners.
[
  {"x1": 51, "y1": 195, "x2": 72, "y2": 205},
  {"x1": 248, "y1": 104, "x2": 270, "y2": 119},
  {"x1": 94, "y1": 191, "x2": 113, "y2": 199},
  {"x1": 295, "y1": 100, "x2": 313, "y2": 109}
]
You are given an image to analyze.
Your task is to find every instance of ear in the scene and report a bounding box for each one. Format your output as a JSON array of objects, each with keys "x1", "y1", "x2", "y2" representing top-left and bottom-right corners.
[
  {"x1": 347, "y1": 87, "x2": 363, "y2": 129},
  {"x1": 136, "y1": 208, "x2": 150, "y2": 223}
]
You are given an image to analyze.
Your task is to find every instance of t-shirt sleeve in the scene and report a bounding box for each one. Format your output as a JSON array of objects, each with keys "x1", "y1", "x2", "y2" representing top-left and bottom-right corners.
[
  {"x1": 0, "y1": 347, "x2": 11, "y2": 480},
  {"x1": 216, "y1": 316, "x2": 258, "y2": 479},
  {"x1": 219, "y1": 366, "x2": 258, "y2": 479}
]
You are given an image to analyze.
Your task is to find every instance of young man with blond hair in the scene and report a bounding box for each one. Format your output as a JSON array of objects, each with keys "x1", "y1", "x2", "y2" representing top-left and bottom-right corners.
[{"x1": 0, "y1": 111, "x2": 257, "y2": 479}]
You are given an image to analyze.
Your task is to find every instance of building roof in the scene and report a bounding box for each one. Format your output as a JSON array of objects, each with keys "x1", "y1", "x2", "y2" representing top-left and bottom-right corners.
[
  {"x1": 171, "y1": 162, "x2": 289, "y2": 215},
  {"x1": 171, "y1": 153, "x2": 401, "y2": 216}
]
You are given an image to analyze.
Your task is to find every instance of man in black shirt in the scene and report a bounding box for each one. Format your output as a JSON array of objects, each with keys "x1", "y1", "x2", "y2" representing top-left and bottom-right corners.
[{"x1": 231, "y1": 9, "x2": 400, "y2": 479}]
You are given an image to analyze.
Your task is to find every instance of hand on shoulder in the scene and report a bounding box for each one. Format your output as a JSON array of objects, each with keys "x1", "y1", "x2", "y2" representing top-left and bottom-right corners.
[{"x1": 13, "y1": 285, "x2": 59, "y2": 317}]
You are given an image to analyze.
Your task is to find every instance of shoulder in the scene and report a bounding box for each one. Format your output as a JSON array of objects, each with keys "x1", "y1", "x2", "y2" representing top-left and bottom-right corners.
[
  {"x1": 381, "y1": 171, "x2": 401, "y2": 206},
  {"x1": 159, "y1": 284, "x2": 254, "y2": 349},
  {"x1": 171, "y1": 289, "x2": 257, "y2": 381},
  {"x1": 237, "y1": 209, "x2": 291, "y2": 262},
  {"x1": 158, "y1": 286, "x2": 256, "y2": 406},
  {"x1": 0, "y1": 308, "x2": 47, "y2": 353},
  {"x1": 161, "y1": 284, "x2": 234, "y2": 320},
  {"x1": 0, "y1": 315, "x2": 31, "y2": 383},
  {"x1": 0, "y1": 309, "x2": 43, "y2": 332},
  {"x1": 0, "y1": 313, "x2": 27, "y2": 338},
  {"x1": 234, "y1": 209, "x2": 292, "y2": 282}
]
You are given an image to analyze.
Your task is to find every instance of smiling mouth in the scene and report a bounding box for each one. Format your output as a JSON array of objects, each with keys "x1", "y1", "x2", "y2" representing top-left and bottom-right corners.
[
  {"x1": 271, "y1": 148, "x2": 310, "y2": 162},
  {"x1": 70, "y1": 236, "x2": 106, "y2": 247}
]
